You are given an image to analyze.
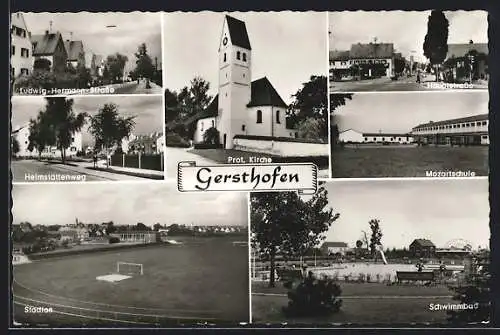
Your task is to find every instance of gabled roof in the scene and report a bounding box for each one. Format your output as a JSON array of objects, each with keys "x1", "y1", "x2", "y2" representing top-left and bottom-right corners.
[
  {"x1": 446, "y1": 43, "x2": 488, "y2": 60},
  {"x1": 350, "y1": 42, "x2": 394, "y2": 59},
  {"x1": 247, "y1": 77, "x2": 287, "y2": 108},
  {"x1": 410, "y1": 239, "x2": 435, "y2": 247},
  {"x1": 412, "y1": 113, "x2": 488, "y2": 129},
  {"x1": 11, "y1": 12, "x2": 30, "y2": 32},
  {"x1": 322, "y1": 241, "x2": 348, "y2": 248},
  {"x1": 330, "y1": 50, "x2": 350, "y2": 61},
  {"x1": 225, "y1": 15, "x2": 251, "y2": 50},
  {"x1": 92, "y1": 54, "x2": 104, "y2": 64},
  {"x1": 64, "y1": 40, "x2": 84, "y2": 61},
  {"x1": 32, "y1": 32, "x2": 65, "y2": 56}
]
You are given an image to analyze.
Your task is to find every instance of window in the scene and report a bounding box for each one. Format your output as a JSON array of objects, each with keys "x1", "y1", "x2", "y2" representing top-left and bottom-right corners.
[
  {"x1": 236, "y1": 51, "x2": 241, "y2": 60},
  {"x1": 243, "y1": 53, "x2": 247, "y2": 61},
  {"x1": 25, "y1": 141, "x2": 28, "y2": 145},
  {"x1": 11, "y1": 67, "x2": 15, "y2": 77},
  {"x1": 382, "y1": 137, "x2": 385, "y2": 141},
  {"x1": 223, "y1": 53, "x2": 227, "y2": 62},
  {"x1": 21, "y1": 48, "x2": 29, "y2": 57},
  {"x1": 476, "y1": 122, "x2": 481, "y2": 126},
  {"x1": 11, "y1": 46, "x2": 15, "y2": 55},
  {"x1": 71, "y1": 137, "x2": 75, "y2": 142},
  {"x1": 372, "y1": 137, "x2": 376, "y2": 141},
  {"x1": 482, "y1": 121, "x2": 487, "y2": 126},
  {"x1": 256, "y1": 110, "x2": 262, "y2": 123},
  {"x1": 482, "y1": 135, "x2": 488, "y2": 139},
  {"x1": 241, "y1": 125, "x2": 245, "y2": 131},
  {"x1": 364, "y1": 137, "x2": 368, "y2": 141},
  {"x1": 211, "y1": 120, "x2": 214, "y2": 127},
  {"x1": 398, "y1": 137, "x2": 401, "y2": 141},
  {"x1": 276, "y1": 110, "x2": 280, "y2": 124},
  {"x1": 201, "y1": 122, "x2": 204, "y2": 131}
]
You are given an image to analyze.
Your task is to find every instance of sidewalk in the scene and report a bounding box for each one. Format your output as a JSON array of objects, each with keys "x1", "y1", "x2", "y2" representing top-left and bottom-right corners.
[
  {"x1": 134, "y1": 80, "x2": 162, "y2": 94},
  {"x1": 55, "y1": 161, "x2": 164, "y2": 180}
]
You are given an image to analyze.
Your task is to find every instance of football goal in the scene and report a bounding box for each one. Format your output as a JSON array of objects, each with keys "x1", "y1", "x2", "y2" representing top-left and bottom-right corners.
[{"x1": 116, "y1": 262, "x2": 144, "y2": 276}]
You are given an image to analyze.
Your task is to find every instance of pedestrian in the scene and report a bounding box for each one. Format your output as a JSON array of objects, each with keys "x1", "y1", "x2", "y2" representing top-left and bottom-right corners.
[
  {"x1": 416, "y1": 72, "x2": 421, "y2": 84},
  {"x1": 93, "y1": 153, "x2": 98, "y2": 168}
]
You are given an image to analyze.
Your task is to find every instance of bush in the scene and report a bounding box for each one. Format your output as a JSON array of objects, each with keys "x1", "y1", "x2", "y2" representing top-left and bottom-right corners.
[
  {"x1": 283, "y1": 273, "x2": 342, "y2": 317},
  {"x1": 109, "y1": 237, "x2": 120, "y2": 244},
  {"x1": 166, "y1": 132, "x2": 190, "y2": 148}
]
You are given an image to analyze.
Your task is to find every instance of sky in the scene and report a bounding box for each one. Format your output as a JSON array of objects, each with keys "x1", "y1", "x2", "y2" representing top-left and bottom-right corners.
[
  {"x1": 11, "y1": 96, "x2": 163, "y2": 147},
  {"x1": 12, "y1": 182, "x2": 249, "y2": 227},
  {"x1": 319, "y1": 179, "x2": 489, "y2": 250},
  {"x1": 329, "y1": 10, "x2": 488, "y2": 63},
  {"x1": 333, "y1": 91, "x2": 489, "y2": 133},
  {"x1": 20, "y1": 12, "x2": 162, "y2": 73},
  {"x1": 163, "y1": 11, "x2": 327, "y2": 105}
]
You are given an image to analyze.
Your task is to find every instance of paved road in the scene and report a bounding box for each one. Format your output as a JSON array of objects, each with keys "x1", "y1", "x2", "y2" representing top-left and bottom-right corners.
[
  {"x1": 331, "y1": 76, "x2": 427, "y2": 92},
  {"x1": 112, "y1": 82, "x2": 162, "y2": 94},
  {"x1": 11, "y1": 160, "x2": 110, "y2": 182},
  {"x1": 166, "y1": 147, "x2": 218, "y2": 179}
]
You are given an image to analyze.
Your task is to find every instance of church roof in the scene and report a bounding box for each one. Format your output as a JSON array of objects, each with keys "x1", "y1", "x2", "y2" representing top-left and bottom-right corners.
[
  {"x1": 247, "y1": 77, "x2": 288, "y2": 108},
  {"x1": 32, "y1": 32, "x2": 65, "y2": 56},
  {"x1": 226, "y1": 15, "x2": 251, "y2": 50}
]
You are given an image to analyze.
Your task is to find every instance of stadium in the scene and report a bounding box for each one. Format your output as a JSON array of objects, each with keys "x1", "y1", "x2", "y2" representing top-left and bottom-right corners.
[{"x1": 12, "y1": 236, "x2": 249, "y2": 327}]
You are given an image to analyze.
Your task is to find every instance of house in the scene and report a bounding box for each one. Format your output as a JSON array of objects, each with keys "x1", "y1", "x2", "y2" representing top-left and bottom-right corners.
[
  {"x1": 90, "y1": 54, "x2": 105, "y2": 77},
  {"x1": 409, "y1": 239, "x2": 436, "y2": 258},
  {"x1": 338, "y1": 129, "x2": 413, "y2": 144},
  {"x1": 64, "y1": 39, "x2": 85, "y2": 69},
  {"x1": 10, "y1": 12, "x2": 33, "y2": 78},
  {"x1": 191, "y1": 15, "x2": 297, "y2": 149},
  {"x1": 11, "y1": 123, "x2": 82, "y2": 158},
  {"x1": 121, "y1": 132, "x2": 164, "y2": 154},
  {"x1": 320, "y1": 241, "x2": 349, "y2": 256},
  {"x1": 31, "y1": 31, "x2": 68, "y2": 72}
]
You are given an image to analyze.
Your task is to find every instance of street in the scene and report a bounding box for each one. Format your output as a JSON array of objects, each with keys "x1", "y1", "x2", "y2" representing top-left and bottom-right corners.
[
  {"x1": 330, "y1": 75, "x2": 487, "y2": 92},
  {"x1": 11, "y1": 160, "x2": 109, "y2": 182},
  {"x1": 111, "y1": 81, "x2": 162, "y2": 94}
]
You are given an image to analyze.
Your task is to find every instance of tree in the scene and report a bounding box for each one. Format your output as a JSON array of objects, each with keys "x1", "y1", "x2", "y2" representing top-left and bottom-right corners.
[
  {"x1": 330, "y1": 93, "x2": 353, "y2": 147},
  {"x1": 356, "y1": 240, "x2": 363, "y2": 249},
  {"x1": 251, "y1": 187, "x2": 339, "y2": 287},
  {"x1": 153, "y1": 223, "x2": 162, "y2": 232},
  {"x1": 33, "y1": 58, "x2": 52, "y2": 72},
  {"x1": 423, "y1": 10, "x2": 449, "y2": 82},
  {"x1": 11, "y1": 136, "x2": 20, "y2": 156},
  {"x1": 106, "y1": 53, "x2": 128, "y2": 83},
  {"x1": 133, "y1": 43, "x2": 155, "y2": 80},
  {"x1": 296, "y1": 117, "x2": 324, "y2": 140},
  {"x1": 368, "y1": 219, "x2": 383, "y2": 260},
  {"x1": 33, "y1": 98, "x2": 87, "y2": 163},
  {"x1": 288, "y1": 75, "x2": 328, "y2": 140},
  {"x1": 76, "y1": 64, "x2": 92, "y2": 88},
  {"x1": 394, "y1": 57, "x2": 406, "y2": 75},
  {"x1": 203, "y1": 127, "x2": 220, "y2": 145},
  {"x1": 88, "y1": 103, "x2": 136, "y2": 168}
]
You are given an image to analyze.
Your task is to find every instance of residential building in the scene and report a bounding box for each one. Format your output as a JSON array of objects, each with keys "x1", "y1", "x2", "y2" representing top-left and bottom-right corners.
[
  {"x1": 192, "y1": 15, "x2": 296, "y2": 149},
  {"x1": 58, "y1": 226, "x2": 90, "y2": 242},
  {"x1": 112, "y1": 231, "x2": 160, "y2": 244},
  {"x1": 10, "y1": 12, "x2": 33, "y2": 78},
  {"x1": 338, "y1": 129, "x2": 414, "y2": 144},
  {"x1": 31, "y1": 31, "x2": 68, "y2": 72},
  {"x1": 11, "y1": 123, "x2": 83, "y2": 158},
  {"x1": 411, "y1": 113, "x2": 489, "y2": 145},
  {"x1": 64, "y1": 39, "x2": 85, "y2": 69},
  {"x1": 409, "y1": 239, "x2": 436, "y2": 258},
  {"x1": 121, "y1": 132, "x2": 164, "y2": 154},
  {"x1": 90, "y1": 54, "x2": 105, "y2": 77},
  {"x1": 320, "y1": 241, "x2": 349, "y2": 256}
]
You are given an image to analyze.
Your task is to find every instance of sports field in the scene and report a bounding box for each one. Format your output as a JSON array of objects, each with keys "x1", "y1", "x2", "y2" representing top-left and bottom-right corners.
[
  {"x1": 252, "y1": 281, "x2": 456, "y2": 325},
  {"x1": 332, "y1": 146, "x2": 488, "y2": 178},
  {"x1": 13, "y1": 236, "x2": 249, "y2": 327}
]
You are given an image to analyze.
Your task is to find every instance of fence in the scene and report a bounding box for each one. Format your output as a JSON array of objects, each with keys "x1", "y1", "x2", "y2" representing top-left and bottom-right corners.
[{"x1": 111, "y1": 153, "x2": 163, "y2": 171}]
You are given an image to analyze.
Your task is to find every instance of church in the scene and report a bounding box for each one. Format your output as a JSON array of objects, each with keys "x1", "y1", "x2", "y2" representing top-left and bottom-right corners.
[{"x1": 192, "y1": 15, "x2": 298, "y2": 149}]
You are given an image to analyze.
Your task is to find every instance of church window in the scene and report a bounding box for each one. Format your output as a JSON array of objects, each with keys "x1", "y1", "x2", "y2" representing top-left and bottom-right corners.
[
  {"x1": 243, "y1": 53, "x2": 247, "y2": 61},
  {"x1": 256, "y1": 110, "x2": 262, "y2": 124},
  {"x1": 236, "y1": 51, "x2": 241, "y2": 60},
  {"x1": 212, "y1": 120, "x2": 215, "y2": 127},
  {"x1": 276, "y1": 110, "x2": 281, "y2": 124},
  {"x1": 242, "y1": 125, "x2": 246, "y2": 131},
  {"x1": 224, "y1": 53, "x2": 227, "y2": 62},
  {"x1": 201, "y1": 122, "x2": 204, "y2": 131}
]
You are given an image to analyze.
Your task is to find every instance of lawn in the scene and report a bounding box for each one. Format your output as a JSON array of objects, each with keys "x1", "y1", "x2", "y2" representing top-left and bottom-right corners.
[
  {"x1": 252, "y1": 281, "x2": 456, "y2": 325},
  {"x1": 332, "y1": 146, "x2": 488, "y2": 178},
  {"x1": 13, "y1": 236, "x2": 249, "y2": 327}
]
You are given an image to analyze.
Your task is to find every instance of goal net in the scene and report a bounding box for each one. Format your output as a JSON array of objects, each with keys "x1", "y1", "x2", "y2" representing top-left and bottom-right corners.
[{"x1": 116, "y1": 262, "x2": 144, "y2": 276}]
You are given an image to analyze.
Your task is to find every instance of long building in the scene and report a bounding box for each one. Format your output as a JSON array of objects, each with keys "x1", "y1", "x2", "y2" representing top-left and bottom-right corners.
[
  {"x1": 411, "y1": 114, "x2": 489, "y2": 145},
  {"x1": 338, "y1": 129, "x2": 414, "y2": 144}
]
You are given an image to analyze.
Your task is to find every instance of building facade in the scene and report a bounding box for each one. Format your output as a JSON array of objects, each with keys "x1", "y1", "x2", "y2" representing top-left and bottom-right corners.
[
  {"x1": 338, "y1": 129, "x2": 414, "y2": 144},
  {"x1": 444, "y1": 41, "x2": 488, "y2": 82},
  {"x1": 64, "y1": 40, "x2": 85, "y2": 69},
  {"x1": 193, "y1": 15, "x2": 296, "y2": 149},
  {"x1": 12, "y1": 124, "x2": 82, "y2": 158},
  {"x1": 411, "y1": 114, "x2": 489, "y2": 145},
  {"x1": 11, "y1": 12, "x2": 33, "y2": 78},
  {"x1": 321, "y1": 241, "x2": 349, "y2": 256}
]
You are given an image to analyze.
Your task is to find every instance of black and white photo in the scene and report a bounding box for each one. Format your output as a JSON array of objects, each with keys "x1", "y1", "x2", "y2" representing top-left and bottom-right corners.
[
  {"x1": 12, "y1": 182, "x2": 250, "y2": 327},
  {"x1": 11, "y1": 12, "x2": 162, "y2": 95},
  {"x1": 331, "y1": 91, "x2": 489, "y2": 178},
  {"x1": 11, "y1": 95, "x2": 164, "y2": 182},
  {"x1": 163, "y1": 12, "x2": 329, "y2": 178},
  {"x1": 329, "y1": 10, "x2": 488, "y2": 92},
  {"x1": 251, "y1": 179, "x2": 490, "y2": 325}
]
